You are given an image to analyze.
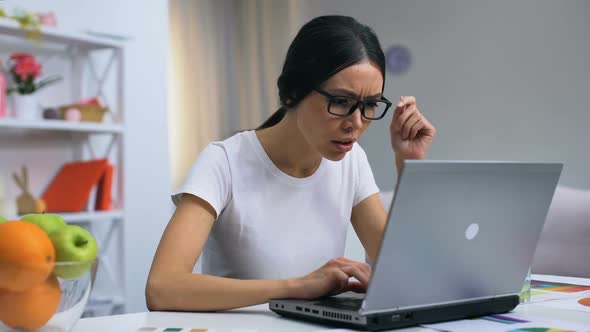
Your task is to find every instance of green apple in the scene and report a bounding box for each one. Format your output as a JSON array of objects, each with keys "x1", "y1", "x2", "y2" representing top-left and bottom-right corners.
[
  {"x1": 49, "y1": 225, "x2": 98, "y2": 279},
  {"x1": 0, "y1": 216, "x2": 7, "y2": 223},
  {"x1": 21, "y1": 213, "x2": 66, "y2": 235}
]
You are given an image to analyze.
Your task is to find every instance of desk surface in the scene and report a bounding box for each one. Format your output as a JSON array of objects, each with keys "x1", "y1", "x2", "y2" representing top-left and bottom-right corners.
[{"x1": 73, "y1": 275, "x2": 590, "y2": 332}]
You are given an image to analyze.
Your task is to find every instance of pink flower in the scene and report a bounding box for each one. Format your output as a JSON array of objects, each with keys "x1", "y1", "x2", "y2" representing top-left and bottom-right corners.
[
  {"x1": 6, "y1": 52, "x2": 60, "y2": 94},
  {"x1": 14, "y1": 57, "x2": 42, "y2": 80},
  {"x1": 9, "y1": 53, "x2": 42, "y2": 81},
  {"x1": 10, "y1": 53, "x2": 35, "y2": 63}
]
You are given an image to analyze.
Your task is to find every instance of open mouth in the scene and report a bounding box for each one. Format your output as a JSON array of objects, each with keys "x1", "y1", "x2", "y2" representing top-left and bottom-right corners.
[{"x1": 331, "y1": 140, "x2": 354, "y2": 152}]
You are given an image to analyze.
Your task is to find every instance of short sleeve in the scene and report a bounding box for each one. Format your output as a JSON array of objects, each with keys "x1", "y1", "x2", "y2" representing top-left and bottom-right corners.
[
  {"x1": 171, "y1": 142, "x2": 231, "y2": 218},
  {"x1": 353, "y1": 144, "x2": 380, "y2": 206}
]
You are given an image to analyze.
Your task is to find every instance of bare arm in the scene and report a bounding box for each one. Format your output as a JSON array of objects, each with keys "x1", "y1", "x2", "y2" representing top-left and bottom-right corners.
[
  {"x1": 350, "y1": 193, "x2": 388, "y2": 264},
  {"x1": 146, "y1": 194, "x2": 295, "y2": 311},
  {"x1": 146, "y1": 194, "x2": 372, "y2": 311}
]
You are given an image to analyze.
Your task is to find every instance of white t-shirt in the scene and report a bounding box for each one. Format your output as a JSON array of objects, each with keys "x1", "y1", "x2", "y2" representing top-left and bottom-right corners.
[{"x1": 172, "y1": 130, "x2": 379, "y2": 280}]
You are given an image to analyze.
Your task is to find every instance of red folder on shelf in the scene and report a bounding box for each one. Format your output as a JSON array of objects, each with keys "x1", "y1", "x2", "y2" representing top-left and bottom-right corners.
[
  {"x1": 95, "y1": 163, "x2": 114, "y2": 211},
  {"x1": 42, "y1": 159, "x2": 115, "y2": 212}
]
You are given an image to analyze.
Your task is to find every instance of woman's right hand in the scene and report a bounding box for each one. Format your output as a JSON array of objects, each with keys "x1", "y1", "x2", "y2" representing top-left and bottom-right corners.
[{"x1": 290, "y1": 257, "x2": 372, "y2": 299}]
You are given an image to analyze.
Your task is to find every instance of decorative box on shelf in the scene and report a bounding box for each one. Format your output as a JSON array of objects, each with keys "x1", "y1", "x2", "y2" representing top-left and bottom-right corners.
[{"x1": 58, "y1": 104, "x2": 109, "y2": 123}]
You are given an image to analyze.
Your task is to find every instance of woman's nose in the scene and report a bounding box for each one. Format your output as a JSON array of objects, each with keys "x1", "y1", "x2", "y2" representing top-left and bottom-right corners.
[{"x1": 344, "y1": 105, "x2": 364, "y2": 130}]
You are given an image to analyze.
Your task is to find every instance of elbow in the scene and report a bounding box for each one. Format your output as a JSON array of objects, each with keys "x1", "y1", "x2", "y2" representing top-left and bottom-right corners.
[
  {"x1": 146, "y1": 273, "x2": 215, "y2": 312},
  {"x1": 145, "y1": 276, "x2": 167, "y2": 311}
]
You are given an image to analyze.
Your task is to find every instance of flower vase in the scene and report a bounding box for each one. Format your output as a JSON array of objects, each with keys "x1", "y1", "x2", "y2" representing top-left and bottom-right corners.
[{"x1": 12, "y1": 93, "x2": 40, "y2": 120}]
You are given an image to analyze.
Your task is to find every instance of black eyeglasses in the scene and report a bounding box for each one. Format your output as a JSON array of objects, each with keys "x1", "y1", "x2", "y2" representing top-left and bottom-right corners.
[{"x1": 314, "y1": 87, "x2": 392, "y2": 120}]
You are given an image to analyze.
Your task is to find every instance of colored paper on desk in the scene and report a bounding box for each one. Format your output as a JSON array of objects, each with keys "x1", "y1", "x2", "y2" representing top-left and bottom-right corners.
[
  {"x1": 506, "y1": 327, "x2": 575, "y2": 332},
  {"x1": 537, "y1": 296, "x2": 590, "y2": 313},
  {"x1": 531, "y1": 280, "x2": 590, "y2": 293},
  {"x1": 423, "y1": 313, "x2": 586, "y2": 332},
  {"x1": 529, "y1": 289, "x2": 587, "y2": 303}
]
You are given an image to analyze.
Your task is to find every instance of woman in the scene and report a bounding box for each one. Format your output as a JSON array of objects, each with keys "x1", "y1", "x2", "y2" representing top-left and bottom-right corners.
[{"x1": 146, "y1": 15, "x2": 436, "y2": 312}]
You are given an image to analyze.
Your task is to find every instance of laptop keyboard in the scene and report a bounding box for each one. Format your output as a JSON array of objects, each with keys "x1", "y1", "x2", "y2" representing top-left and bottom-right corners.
[{"x1": 315, "y1": 297, "x2": 363, "y2": 310}]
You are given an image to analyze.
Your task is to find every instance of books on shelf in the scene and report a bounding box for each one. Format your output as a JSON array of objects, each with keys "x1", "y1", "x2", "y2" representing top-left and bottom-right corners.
[{"x1": 42, "y1": 159, "x2": 115, "y2": 213}]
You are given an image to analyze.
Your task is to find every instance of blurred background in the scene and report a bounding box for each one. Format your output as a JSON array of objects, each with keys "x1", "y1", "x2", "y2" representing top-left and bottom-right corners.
[{"x1": 0, "y1": 0, "x2": 587, "y2": 316}]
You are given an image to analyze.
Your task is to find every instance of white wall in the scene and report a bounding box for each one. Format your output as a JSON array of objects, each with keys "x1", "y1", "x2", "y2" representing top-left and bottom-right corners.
[
  {"x1": 1, "y1": 0, "x2": 171, "y2": 313},
  {"x1": 305, "y1": 0, "x2": 590, "y2": 191}
]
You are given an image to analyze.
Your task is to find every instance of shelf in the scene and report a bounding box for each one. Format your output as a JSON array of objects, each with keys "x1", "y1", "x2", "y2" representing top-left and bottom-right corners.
[
  {"x1": 0, "y1": 19, "x2": 127, "y2": 319},
  {"x1": 0, "y1": 118, "x2": 123, "y2": 134},
  {"x1": 59, "y1": 210, "x2": 124, "y2": 223},
  {"x1": 0, "y1": 20, "x2": 124, "y2": 50},
  {"x1": 5, "y1": 211, "x2": 123, "y2": 224}
]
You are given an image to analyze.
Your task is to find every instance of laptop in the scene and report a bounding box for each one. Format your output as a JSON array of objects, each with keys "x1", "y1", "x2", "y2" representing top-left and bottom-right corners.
[{"x1": 270, "y1": 160, "x2": 563, "y2": 330}]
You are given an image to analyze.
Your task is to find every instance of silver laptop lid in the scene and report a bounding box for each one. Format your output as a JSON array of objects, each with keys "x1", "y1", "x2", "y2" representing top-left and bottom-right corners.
[{"x1": 362, "y1": 161, "x2": 562, "y2": 314}]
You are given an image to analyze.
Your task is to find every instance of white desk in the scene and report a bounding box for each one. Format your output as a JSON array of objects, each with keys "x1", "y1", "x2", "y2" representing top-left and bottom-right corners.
[{"x1": 73, "y1": 275, "x2": 590, "y2": 332}]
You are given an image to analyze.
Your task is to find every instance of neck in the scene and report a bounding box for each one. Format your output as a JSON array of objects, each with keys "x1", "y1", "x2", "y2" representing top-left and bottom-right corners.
[{"x1": 255, "y1": 111, "x2": 322, "y2": 178}]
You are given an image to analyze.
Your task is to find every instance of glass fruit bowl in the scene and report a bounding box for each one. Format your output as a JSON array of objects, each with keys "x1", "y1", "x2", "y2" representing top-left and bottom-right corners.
[{"x1": 0, "y1": 259, "x2": 98, "y2": 332}]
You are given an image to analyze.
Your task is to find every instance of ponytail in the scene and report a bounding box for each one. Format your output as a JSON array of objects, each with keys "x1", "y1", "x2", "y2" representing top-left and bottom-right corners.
[{"x1": 257, "y1": 107, "x2": 288, "y2": 130}]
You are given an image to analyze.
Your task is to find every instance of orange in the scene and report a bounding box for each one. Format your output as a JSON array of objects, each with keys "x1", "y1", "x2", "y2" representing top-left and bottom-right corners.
[
  {"x1": 0, "y1": 220, "x2": 56, "y2": 291},
  {"x1": 0, "y1": 275, "x2": 62, "y2": 330}
]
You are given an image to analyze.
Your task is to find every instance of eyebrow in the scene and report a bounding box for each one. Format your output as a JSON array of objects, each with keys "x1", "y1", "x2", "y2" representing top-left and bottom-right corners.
[{"x1": 326, "y1": 88, "x2": 382, "y2": 99}]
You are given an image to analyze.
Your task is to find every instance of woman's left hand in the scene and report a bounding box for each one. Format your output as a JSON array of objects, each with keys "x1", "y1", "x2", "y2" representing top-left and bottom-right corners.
[{"x1": 390, "y1": 96, "x2": 436, "y2": 161}]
